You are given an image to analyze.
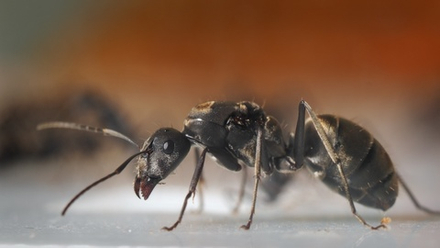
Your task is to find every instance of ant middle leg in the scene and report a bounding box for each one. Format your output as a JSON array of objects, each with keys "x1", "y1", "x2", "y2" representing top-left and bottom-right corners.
[{"x1": 232, "y1": 167, "x2": 248, "y2": 214}]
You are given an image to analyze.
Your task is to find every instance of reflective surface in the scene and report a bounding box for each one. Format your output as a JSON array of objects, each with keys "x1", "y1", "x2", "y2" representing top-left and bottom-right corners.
[{"x1": 1, "y1": 157, "x2": 440, "y2": 248}]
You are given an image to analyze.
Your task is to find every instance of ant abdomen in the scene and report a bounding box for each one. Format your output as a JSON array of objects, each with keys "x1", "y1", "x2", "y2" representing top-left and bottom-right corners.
[{"x1": 303, "y1": 115, "x2": 398, "y2": 211}]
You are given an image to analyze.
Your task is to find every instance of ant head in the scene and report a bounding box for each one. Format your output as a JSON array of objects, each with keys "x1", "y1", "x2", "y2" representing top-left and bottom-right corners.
[{"x1": 134, "y1": 128, "x2": 191, "y2": 200}]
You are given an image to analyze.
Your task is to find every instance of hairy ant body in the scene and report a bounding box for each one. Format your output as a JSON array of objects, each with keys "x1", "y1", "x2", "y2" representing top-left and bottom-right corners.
[{"x1": 38, "y1": 100, "x2": 440, "y2": 230}]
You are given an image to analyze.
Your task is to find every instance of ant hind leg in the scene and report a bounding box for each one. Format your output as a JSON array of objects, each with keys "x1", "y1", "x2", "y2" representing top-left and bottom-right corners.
[
  {"x1": 397, "y1": 172, "x2": 440, "y2": 215},
  {"x1": 301, "y1": 100, "x2": 386, "y2": 230}
]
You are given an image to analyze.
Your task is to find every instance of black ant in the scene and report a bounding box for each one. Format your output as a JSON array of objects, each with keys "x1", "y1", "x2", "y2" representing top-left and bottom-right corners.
[{"x1": 37, "y1": 100, "x2": 440, "y2": 231}]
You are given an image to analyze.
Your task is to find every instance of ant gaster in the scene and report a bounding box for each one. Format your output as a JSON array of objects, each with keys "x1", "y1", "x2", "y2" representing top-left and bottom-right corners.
[{"x1": 37, "y1": 100, "x2": 440, "y2": 231}]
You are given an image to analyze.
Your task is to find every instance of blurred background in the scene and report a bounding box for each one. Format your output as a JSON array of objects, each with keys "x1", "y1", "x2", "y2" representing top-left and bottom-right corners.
[{"x1": 1, "y1": 0, "x2": 440, "y2": 247}]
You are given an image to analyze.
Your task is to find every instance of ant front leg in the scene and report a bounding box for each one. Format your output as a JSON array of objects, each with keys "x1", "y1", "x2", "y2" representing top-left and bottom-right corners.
[
  {"x1": 299, "y1": 100, "x2": 386, "y2": 230},
  {"x1": 162, "y1": 148, "x2": 208, "y2": 231},
  {"x1": 240, "y1": 127, "x2": 263, "y2": 230},
  {"x1": 193, "y1": 148, "x2": 205, "y2": 214}
]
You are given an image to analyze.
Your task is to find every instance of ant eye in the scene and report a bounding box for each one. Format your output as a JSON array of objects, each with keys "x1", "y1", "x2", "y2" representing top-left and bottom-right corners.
[{"x1": 163, "y1": 140, "x2": 174, "y2": 154}]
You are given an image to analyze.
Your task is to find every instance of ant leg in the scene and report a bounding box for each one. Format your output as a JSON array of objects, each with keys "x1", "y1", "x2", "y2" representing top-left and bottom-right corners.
[
  {"x1": 232, "y1": 166, "x2": 248, "y2": 214},
  {"x1": 240, "y1": 127, "x2": 263, "y2": 230},
  {"x1": 397, "y1": 172, "x2": 440, "y2": 215},
  {"x1": 292, "y1": 99, "x2": 306, "y2": 167},
  {"x1": 162, "y1": 148, "x2": 208, "y2": 231},
  {"x1": 193, "y1": 148, "x2": 205, "y2": 214},
  {"x1": 301, "y1": 100, "x2": 386, "y2": 230}
]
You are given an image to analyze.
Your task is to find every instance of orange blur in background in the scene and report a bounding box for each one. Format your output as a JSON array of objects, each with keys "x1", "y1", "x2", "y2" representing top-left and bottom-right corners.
[
  {"x1": 1, "y1": 0, "x2": 439, "y2": 148},
  {"x1": 1, "y1": 2, "x2": 440, "y2": 238}
]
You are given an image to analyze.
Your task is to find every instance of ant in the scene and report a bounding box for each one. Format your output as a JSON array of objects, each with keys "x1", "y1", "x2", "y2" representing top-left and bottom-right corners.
[{"x1": 37, "y1": 100, "x2": 440, "y2": 231}]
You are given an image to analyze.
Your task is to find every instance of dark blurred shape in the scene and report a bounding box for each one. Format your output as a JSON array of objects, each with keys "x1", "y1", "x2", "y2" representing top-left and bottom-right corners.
[
  {"x1": 413, "y1": 91, "x2": 440, "y2": 143},
  {"x1": 260, "y1": 170, "x2": 292, "y2": 202},
  {"x1": 0, "y1": 89, "x2": 133, "y2": 166},
  {"x1": 257, "y1": 98, "x2": 298, "y2": 203}
]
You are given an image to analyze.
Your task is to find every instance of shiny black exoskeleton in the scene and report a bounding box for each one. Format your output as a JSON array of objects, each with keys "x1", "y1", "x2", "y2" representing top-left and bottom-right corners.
[
  {"x1": 183, "y1": 101, "x2": 292, "y2": 174},
  {"x1": 303, "y1": 115, "x2": 398, "y2": 211},
  {"x1": 38, "y1": 100, "x2": 440, "y2": 231}
]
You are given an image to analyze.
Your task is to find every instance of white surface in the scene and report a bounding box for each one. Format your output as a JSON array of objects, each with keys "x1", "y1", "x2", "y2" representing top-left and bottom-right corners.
[
  {"x1": 1, "y1": 211, "x2": 440, "y2": 248},
  {"x1": 1, "y1": 156, "x2": 440, "y2": 248}
]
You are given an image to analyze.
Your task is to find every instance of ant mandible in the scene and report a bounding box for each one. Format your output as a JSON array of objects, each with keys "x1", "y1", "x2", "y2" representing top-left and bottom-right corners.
[{"x1": 37, "y1": 100, "x2": 440, "y2": 231}]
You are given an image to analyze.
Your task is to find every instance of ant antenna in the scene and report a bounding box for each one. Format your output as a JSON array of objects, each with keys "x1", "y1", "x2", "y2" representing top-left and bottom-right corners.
[
  {"x1": 61, "y1": 150, "x2": 149, "y2": 215},
  {"x1": 37, "y1": 122, "x2": 139, "y2": 148}
]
